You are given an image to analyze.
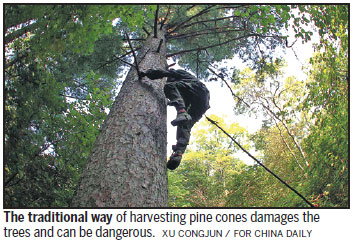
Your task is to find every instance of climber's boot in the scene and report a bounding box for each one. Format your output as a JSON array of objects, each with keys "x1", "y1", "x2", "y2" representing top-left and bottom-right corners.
[
  {"x1": 167, "y1": 150, "x2": 183, "y2": 170},
  {"x1": 171, "y1": 109, "x2": 192, "y2": 126},
  {"x1": 167, "y1": 144, "x2": 187, "y2": 170}
]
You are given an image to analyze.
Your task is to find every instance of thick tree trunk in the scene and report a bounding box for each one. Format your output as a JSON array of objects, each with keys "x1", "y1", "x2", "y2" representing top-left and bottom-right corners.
[{"x1": 71, "y1": 28, "x2": 168, "y2": 207}]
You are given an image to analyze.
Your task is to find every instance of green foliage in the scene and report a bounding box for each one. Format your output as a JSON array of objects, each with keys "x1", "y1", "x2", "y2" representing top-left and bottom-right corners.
[
  {"x1": 4, "y1": 56, "x2": 114, "y2": 207},
  {"x1": 5, "y1": 5, "x2": 150, "y2": 55},
  {"x1": 5, "y1": 60, "x2": 69, "y2": 207},
  {"x1": 231, "y1": 62, "x2": 314, "y2": 206},
  {"x1": 300, "y1": 5, "x2": 348, "y2": 207},
  {"x1": 229, "y1": 4, "x2": 348, "y2": 207},
  {"x1": 168, "y1": 114, "x2": 309, "y2": 207},
  {"x1": 4, "y1": 4, "x2": 142, "y2": 207},
  {"x1": 168, "y1": 115, "x2": 248, "y2": 207}
]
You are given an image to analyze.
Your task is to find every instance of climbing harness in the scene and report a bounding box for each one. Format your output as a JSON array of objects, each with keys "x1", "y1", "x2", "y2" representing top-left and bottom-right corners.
[{"x1": 205, "y1": 115, "x2": 315, "y2": 208}]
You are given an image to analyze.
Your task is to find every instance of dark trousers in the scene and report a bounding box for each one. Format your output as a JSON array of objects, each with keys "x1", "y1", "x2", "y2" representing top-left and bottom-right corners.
[{"x1": 164, "y1": 81, "x2": 210, "y2": 152}]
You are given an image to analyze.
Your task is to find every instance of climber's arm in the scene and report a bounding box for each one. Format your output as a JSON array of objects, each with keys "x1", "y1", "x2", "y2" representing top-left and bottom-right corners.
[
  {"x1": 140, "y1": 69, "x2": 172, "y2": 80},
  {"x1": 140, "y1": 68, "x2": 196, "y2": 81}
]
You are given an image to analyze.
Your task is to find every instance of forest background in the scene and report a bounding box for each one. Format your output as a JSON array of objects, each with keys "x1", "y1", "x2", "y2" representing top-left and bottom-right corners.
[{"x1": 3, "y1": 3, "x2": 350, "y2": 208}]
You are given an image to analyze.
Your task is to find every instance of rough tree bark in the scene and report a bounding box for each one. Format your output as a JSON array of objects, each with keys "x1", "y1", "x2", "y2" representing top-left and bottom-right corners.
[{"x1": 71, "y1": 27, "x2": 168, "y2": 207}]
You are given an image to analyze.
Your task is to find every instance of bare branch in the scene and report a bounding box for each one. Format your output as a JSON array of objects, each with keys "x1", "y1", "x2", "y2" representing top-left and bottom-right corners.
[
  {"x1": 156, "y1": 39, "x2": 163, "y2": 53},
  {"x1": 207, "y1": 66, "x2": 250, "y2": 108},
  {"x1": 167, "y1": 31, "x2": 286, "y2": 58},
  {"x1": 271, "y1": 115, "x2": 305, "y2": 171},
  {"x1": 160, "y1": 5, "x2": 171, "y2": 30},
  {"x1": 118, "y1": 58, "x2": 136, "y2": 68},
  {"x1": 153, "y1": 5, "x2": 159, "y2": 38},
  {"x1": 142, "y1": 26, "x2": 150, "y2": 36},
  {"x1": 166, "y1": 63, "x2": 176, "y2": 69},
  {"x1": 168, "y1": 27, "x2": 247, "y2": 41},
  {"x1": 262, "y1": 97, "x2": 311, "y2": 167},
  {"x1": 168, "y1": 5, "x2": 216, "y2": 35},
  {"x1": 125, "y1": 32, "x2": 141, "y2": 76},
  {"x1": 180, "y1": 15, "x2": 239, "y2": 30},
  {"x1": 167, "y1": 34, "x2": 256, "y2": 58},
  {"x1": 94, "y1": 48, "x2": 140, "y2": 71}
]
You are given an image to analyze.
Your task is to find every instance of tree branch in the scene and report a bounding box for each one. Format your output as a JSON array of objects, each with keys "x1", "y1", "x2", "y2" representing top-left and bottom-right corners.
[
  {"x1": 156, "y1": 39, "x2": 163, "y2": 53},
  {"x1": 179, "y1": 15, "x2": 241, "y2": 30},
  {"x1": 142, "y1": 26, "x2": 150, "y2": 36},
  {"x1": 168, "y1": 5, "x2": 216, "y2": 35},
  {"x1": 271, "y1": 114, "x2": 305, "y2": 171},
  {"x1": 153, "y1": 5, "x2": 159, "y2": 38},
  {"x1": 207, "y1": 66, "x2": 250, "y2": 108},
  {"x1": 167, "y1": 34, "x2": 257, "y2": 58},
  {"x1": 168, "y1": 27, "x2": 247, "y2": 41},
  {"x1": 167, "y1": 31, "x2": 285, "y2": 58},
  {"x1": 94, "y1": 48, "x2": 140, "y2": 71},
  {"x1": 263, "y1": 97, "x2": 311, "y2": 167},
  {"x1": 160, "y1": 5, "x2": 171, "y2": 30},
  {"x1": 125, "y1": 33, "x2": 141, "y2": 76},
  {"x1": 5, "y1": 22, "x2": 40, "y2": 45},
  {"x1": 4, "y1": 171, "x2": 19, "y2": 187}
]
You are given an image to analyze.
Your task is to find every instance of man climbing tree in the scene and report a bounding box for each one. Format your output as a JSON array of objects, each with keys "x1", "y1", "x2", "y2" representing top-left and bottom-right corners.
[{"x1": 141, "y1": 69, "x2": 210, "y2": 170}]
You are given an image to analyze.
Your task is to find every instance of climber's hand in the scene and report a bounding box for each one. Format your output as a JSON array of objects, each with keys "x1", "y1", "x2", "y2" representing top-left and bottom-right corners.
[{"x1": 139, "y1": 71, "x2": 146, "y2": 78}]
